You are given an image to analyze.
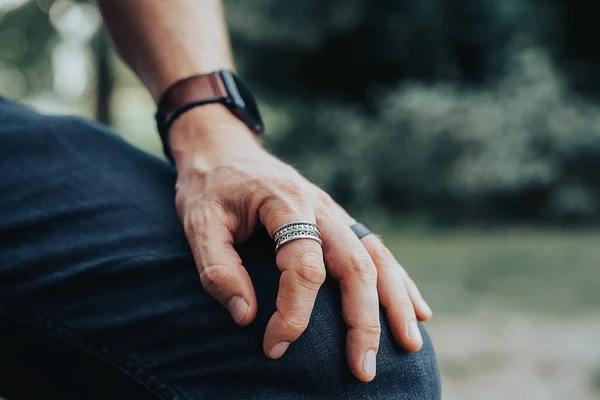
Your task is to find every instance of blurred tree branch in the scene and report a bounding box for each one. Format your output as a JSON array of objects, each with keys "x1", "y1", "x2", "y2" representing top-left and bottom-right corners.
[{"x1": 93, "y1": 29, "x2": 112, "y2": 125}]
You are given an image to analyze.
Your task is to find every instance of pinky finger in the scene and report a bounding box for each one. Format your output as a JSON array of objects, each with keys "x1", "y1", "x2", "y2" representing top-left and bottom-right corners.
[{"x1": 403, "y1": 277, "x2": 433, "y2": 321}]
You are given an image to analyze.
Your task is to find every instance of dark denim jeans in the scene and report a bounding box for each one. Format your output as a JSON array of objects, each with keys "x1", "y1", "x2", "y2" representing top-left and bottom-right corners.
[{"x1": 0, "y1": 98, "x2": 441, "y2": 399}]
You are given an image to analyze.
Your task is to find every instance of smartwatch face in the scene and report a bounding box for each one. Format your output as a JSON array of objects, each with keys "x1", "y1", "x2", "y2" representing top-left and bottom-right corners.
[{"x1": 220, "y1": 70, "x2": 264, "y2": 134}]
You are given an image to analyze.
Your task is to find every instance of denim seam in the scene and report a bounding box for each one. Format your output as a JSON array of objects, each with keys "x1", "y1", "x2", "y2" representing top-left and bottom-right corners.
[{"x1": 0, "y1": 304, "x2": 188, "y2": 400}]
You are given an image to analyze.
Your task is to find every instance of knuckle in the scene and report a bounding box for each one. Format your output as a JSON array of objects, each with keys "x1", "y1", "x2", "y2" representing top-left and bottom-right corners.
[
  {"x1": 400, "y1": 268, "x2": 412, "y2": 281},
  {"x1": 281, "y1": 314, "x2": 310, "y2": 333},
  {"x1": 369, "y1": 240, "x2": 394, "y2": 263},
  {"x1": 281, "y1": 178, "x2": 304, "y2": 195},
  {"x1": 316, "y1": 190, "x2": 341, "y2": 216},
  {"x1": 278, "y1": 180, "x2": 311, "y2": 207},
  {"x1": 366, "y1": 296, "x2": 382, "y2": 328},
  {"x1": 182, "y1": 203, "x2": 220, "y2": 236},
  {"x1": 199, "y1": 265, "x2": 231, "y2": 296},
  {"x1": 352, "y1": 317, "x2": 382, "y2": 336},
  {"x1": 396, "y1": 296, "x2": 415, "y2": 310},
  {"x1": 374, "y1": 258, "x2": 396, "y2": 276},
  {"x1": 296, "y1": 264, "x2": 326, "y2": 287},
  {"x1": 317, "y1": 190, "x2": 335, "y2": 206},
  {"x1": 347, "y1": 247, "x2": 378, "y2": 283},
  {"x1": 182, "y1": 216, "x2": 196, "y2": 237},
  {"x1": 364, "y1": 321, "x2": 382, "y2": 336},
  {"x1": 348, "y1": 247, "x2": 374, "y2": 269},
  {"x1": 247, "y1": 181, "x2": 271, "y2": 204},
  {"x1": 361, "y1": 298, "x2": 382, "y2": 335},
  {"x1": 349, "y1": 294, "x2": 381, "y2": 335},
  {"x1": 174, "y1": 192, "x2": 187, "y2": 217},
  {"x1": 293, "y1": 246, "x2": 326, "y2": 286},
  {"x1": 405, "y1": 276, "x2": 417, "y2": 289}
]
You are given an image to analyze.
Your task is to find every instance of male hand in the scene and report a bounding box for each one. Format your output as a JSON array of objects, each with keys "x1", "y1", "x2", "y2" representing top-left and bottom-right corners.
[{"x1": 170, "y1": 105, "x2": 433, "y2": 382}]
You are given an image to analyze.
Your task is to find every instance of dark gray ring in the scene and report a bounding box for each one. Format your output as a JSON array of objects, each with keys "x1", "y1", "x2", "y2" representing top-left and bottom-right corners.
[{"x1": 350, "y1": 222, "x2": 373, "y2": 239}]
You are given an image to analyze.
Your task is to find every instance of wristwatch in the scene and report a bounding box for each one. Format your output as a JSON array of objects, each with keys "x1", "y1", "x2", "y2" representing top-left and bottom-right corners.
[{"x1": 155, "y1": 69, "x2": 264, "y2": 162}]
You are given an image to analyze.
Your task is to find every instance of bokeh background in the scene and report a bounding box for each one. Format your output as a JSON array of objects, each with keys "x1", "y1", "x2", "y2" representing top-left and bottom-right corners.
[{"x1": 1, "y1": 0, "x2": 599, "y2": 398}]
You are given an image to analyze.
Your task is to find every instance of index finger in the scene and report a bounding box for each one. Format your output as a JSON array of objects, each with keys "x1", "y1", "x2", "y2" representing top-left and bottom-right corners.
[{"x1": 260, "y1": 211, "x2": 326, "y2": 359}]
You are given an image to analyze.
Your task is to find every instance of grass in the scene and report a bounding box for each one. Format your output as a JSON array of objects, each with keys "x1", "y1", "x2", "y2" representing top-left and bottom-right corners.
[{"x1": 370, "y1": 226, "x2": 600, "y2": 315}]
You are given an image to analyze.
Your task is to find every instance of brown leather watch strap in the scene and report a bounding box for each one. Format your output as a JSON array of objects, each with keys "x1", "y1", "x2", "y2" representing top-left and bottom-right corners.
[
  {"x1": 155, "y1": 71, "x2": 231, "y2": 162},
  {"x1": 155, "y1": 69, "x2": 264, "y2": 163},
  {"x1": 156, "y1": 72, "x2": 228, "y2": 125}
]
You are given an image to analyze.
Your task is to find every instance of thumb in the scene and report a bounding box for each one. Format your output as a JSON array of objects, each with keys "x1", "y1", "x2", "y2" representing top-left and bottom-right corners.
[{"x1": 185, "y1": 203, "x2": 257, "y2": 326}]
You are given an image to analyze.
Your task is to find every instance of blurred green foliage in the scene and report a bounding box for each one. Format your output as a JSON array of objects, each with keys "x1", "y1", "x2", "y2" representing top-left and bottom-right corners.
[
  {"x1": 1, "y1": 0, "x2": 600, "y2": 224},
  {"x1": 374, "y1": 225, "x2": 600, "y2": 314},
  {"x1": 225, "y1": 0, "x2": 600, "y2": 224}
]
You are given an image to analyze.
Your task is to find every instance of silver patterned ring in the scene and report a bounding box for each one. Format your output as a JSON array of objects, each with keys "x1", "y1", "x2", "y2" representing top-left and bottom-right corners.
[
  {"x1": 273, "y1": 221, "x2": 322, "y2": 253},
  {"x1": 273, "y1": 221, "x2": 320, "y2": 242}
]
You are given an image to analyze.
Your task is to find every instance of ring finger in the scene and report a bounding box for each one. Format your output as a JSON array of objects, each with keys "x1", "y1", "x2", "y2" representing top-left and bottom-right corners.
[
  {"x1": 359, "y1": 232, "x2": 429, "y2": 352},
  {"x1": 333, "y1": 208, "x2": 432, "y2": 351}
]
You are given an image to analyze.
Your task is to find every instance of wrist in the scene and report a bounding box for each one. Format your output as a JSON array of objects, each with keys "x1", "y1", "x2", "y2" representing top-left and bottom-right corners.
[{"x1": 168, "y1": 104, "x2": 263, "y2": 170}]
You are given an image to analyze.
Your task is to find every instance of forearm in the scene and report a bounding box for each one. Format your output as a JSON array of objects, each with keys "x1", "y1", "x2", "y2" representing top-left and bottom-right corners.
[
  {"x1": 97, "y1": 0, "x2": 260, "y2": 167},
  {"x1": 97, "y1": 0, "x2": 233, "y2": 101}
]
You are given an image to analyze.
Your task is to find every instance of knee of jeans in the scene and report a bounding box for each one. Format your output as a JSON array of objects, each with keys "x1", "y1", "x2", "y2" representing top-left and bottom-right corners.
[
  {"x1": 239, "y1": 228, "x2": 441, "y2": 398},
  {"x1": 274, "y1": 282, "x2": 442, "y2": 399}
]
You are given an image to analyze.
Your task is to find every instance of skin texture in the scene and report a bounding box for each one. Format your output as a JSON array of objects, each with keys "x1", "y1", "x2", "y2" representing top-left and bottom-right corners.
[{"x1": 97, "y1": 0, "x2": 432, "y2": 382}]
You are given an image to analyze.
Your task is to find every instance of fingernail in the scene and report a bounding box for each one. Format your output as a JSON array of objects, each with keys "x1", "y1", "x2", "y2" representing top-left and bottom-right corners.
[
  {"x1": 227, "y1": 296, "x2": 248, "y2": 323},
  {"x1": 408, "y1": 320, "x2": 422, "y2": 343},
  {"x1": 362, "y1": 349, "x2": 376, "y2": 378},
  {"x1": 421, "y1": 299, "x2": 433, "y2": 316},
  {"x1": 269, "y1": 341, "x2": 290, "y2": 359}
]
